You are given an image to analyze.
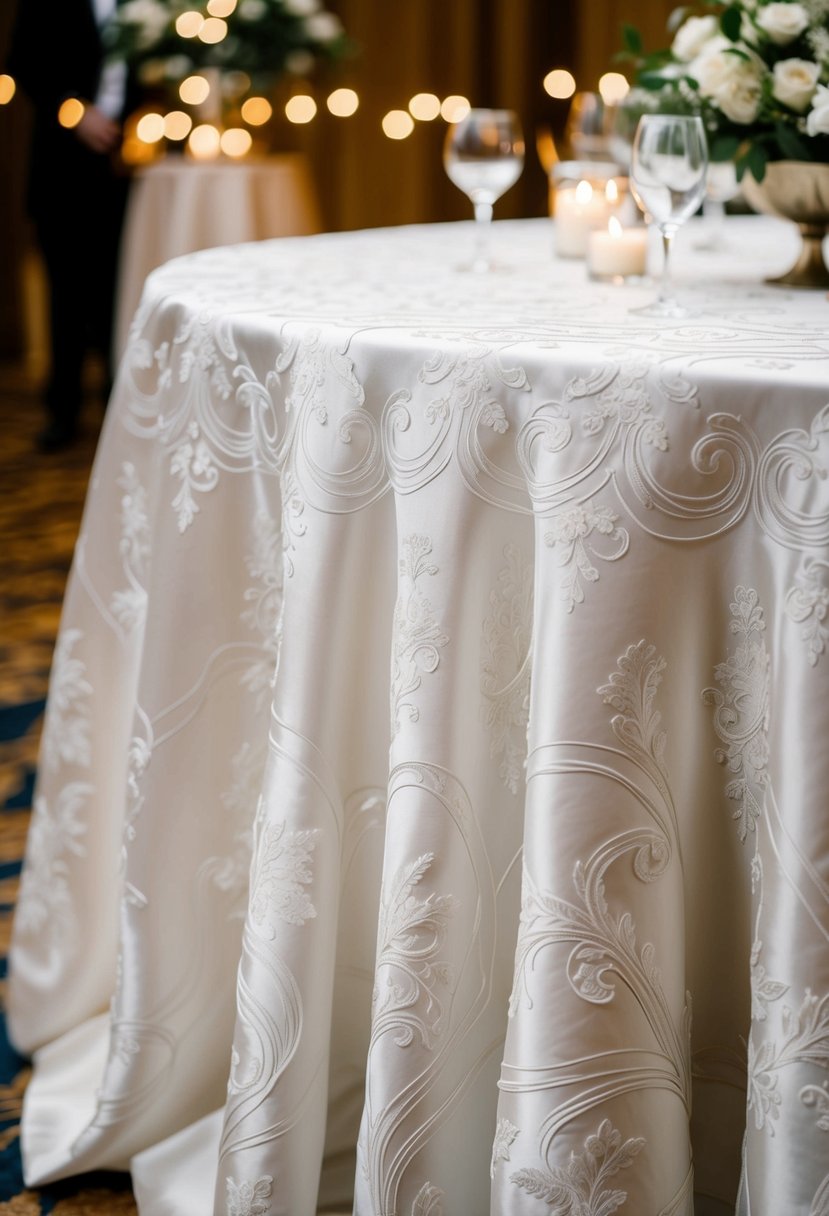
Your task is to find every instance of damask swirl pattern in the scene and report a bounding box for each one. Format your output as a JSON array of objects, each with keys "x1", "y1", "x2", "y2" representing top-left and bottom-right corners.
[{"x1": 7, "y1": 218, "x2": 829, "y2": 1215}]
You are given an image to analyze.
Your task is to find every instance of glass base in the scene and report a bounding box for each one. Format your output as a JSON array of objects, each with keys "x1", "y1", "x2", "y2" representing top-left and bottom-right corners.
[{"x1": 629, "y1": 297, "x2": 693, "y2": 319}]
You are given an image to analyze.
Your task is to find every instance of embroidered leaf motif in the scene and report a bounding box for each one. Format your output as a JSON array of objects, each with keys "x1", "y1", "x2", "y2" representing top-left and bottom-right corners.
[
  {"x1": 510, "y1": 1119, "x2": 644, "y2": 1214},
  {"x1": 481, "y1": 544, "x2": 533, "y2": 793},
  {"x1": 391, "y1": 535, "x2": 448, "y2": 738},
  {"x1": 545, "y1": 503, "x2": 629, "y2": 614},
  {"x1": 17, "y1": 784, "x2": 91, "y2": 941},
  {"x1": 41, "y1": 629, "x2": 92, "y2": 772},
  {"x1": 491, "y1": 1118, "x2": 520, "y2": 1177},
  {"x1": 703, "y1": 586, "x2": 770, "y2": 841},
  {"x1": 250, "y1": 821, "x2": 319, "y2": 935},
  {"x1": 226, "y1": 1174, "x2": 273, "y2": 1216},
  {"x1": 411, "y1": 1182, "x2": 444, "y2": 1216},
  {"x1": 374, "y1": 852, "x2": 456, "y2": 1049},
  {"x1": 748, "y1": 990, "x2": 829, "y2": 1133},
  {"x1": 785, "y1": 558, "x2": 829, "y2": 668}
]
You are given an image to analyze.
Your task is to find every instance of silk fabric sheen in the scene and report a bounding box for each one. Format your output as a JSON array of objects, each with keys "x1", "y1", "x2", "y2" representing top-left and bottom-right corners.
[{"x1": 9, "y1": 219, "x2": 829, "y2": 1215}]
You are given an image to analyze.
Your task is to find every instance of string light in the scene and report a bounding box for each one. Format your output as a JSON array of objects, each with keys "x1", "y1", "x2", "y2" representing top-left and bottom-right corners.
[
  {"x1": 326, "y1": 88, "x2": 359, "y2": 117},
  {"x1": 221, "y1": 127, "x2": 253, "y2": 157},
  {"x1": 598, "y1": 72, "x2": 630, "y2": 104},
  {"x1": 179, "y1": 75, "x2": 211, "y2": 105},
  {"x1": 241, "y1": 96, "x2": 272, "y2": 125},
  {"x1": 543, "y1": 69, "x2": 576, "y2": 99},
  {"x1": 440, "y1": 95, "x2": 470, "y2": 122},
  {"x1": 0, "y1": 75, "x2": 15, "y2": 105},
  {"x1": 382, "y1": 109, "x2": 414, "y2": 139},
  {"x1": 175, "y1": 11, "x2": 204, "y2": 37},
  {"x1": 409, "y1": 92, "x2": 440, "y2": 121},
  {"x1": 198, "y1": 17, "x2": 228, "y2": 43},
  {"x1": 57, "y1": 98, "x2": 85, "y2": 129},
  {"x1": 136, "y1": 112, "x2": 165, "y2": 143},
  {"x1": 164, "y1": 110, "x2": 193, "y2": 140},
  {"x1": 285, "y1": 95, "x2": 317, "y2": 124},
  {"x1": 189, "y1": 123, "x2": 222, "y2": 158}
]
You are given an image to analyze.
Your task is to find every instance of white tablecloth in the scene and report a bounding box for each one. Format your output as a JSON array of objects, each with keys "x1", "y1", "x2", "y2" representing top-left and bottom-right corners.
[
  {"x1": 10, "y1": 218, "x2": 829, "y2": 1216},
  {"x1": 115, "y1": 154, "x2": 321, "y2": 355}
]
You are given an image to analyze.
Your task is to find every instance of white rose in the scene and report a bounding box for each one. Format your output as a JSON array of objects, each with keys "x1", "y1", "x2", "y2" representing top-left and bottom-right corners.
[
  {"x1": 304, "y1": 11, "x2": 342, "y2": 40},
  {"x1": 672, "y1": 15, "x2": 719, "y2": 62},
  {"x1": 756, "y1": 2, "x2": 810, "y2": 45},
  {"x1": 693, "y1": 42, "x2": 765, "y2": 123},
  {"x1": 772, "y1": 57, "x2": 820, "y2": 110},
  {"x1": 806, "y1": 83, "x2": 829, "y2": 134},
  {"x1": 690, "y1": 38, "x2": 738, "y2": 92},
  {"x1": 238, "y1": 0, "x2": 267, "y2": 19}
]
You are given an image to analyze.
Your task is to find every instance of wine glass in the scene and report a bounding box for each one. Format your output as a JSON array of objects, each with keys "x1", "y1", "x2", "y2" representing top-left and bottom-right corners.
[
  {"x1": 565, "y1": 92, "x2": 609, "y2": 161},
  {"x1": 630, "y1": 114, "x2": 708, "y2": 318},
  {"x1": 444, "y1": 109, "x2": 524, "y2": 272}
]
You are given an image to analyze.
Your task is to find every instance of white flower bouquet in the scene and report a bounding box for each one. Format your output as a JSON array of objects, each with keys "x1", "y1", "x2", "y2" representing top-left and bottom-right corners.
[
  {"x1": 621, "y1": 0, "x2": 829, "y2": 179},
  {"x1": 105, "y1": 0, "x2": 348, "y2": 87}
]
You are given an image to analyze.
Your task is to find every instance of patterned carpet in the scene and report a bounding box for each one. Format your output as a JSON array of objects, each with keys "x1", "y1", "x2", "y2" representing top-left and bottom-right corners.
[{"x1": 0, "y1": 365, "x2": 138, "y2": 1213}]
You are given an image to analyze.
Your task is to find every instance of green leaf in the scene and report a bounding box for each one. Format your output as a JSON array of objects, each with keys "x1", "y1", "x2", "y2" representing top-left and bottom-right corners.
[
  {"x1": 622, "y1": 23, "x2": 643, "y2": 54},
  {"x1": 774, "y1": 121, "x2": 815, "y2": 161},
  {"x1": 638, "y1": 71, "x2": 670, "y2": 91},
  {"x1": 720, "y1": 4, "x2": 742, "y2": 40},
  {"x1": 746, "y1": 143, "x2": 768, "y2": 181},
  {"x1": 710, "y1": 134, "x2": 740, "y2": 161}
]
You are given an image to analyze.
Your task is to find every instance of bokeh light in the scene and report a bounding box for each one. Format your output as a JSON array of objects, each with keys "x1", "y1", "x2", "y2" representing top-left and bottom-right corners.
[
  {"x1": 440, "y1": 95, "x2": 470, "y2": 123},
  {"x1": 382, "y1": 109, "x2": 415, "y2": 139},
  {"x1": 179, "y1": 75, "x2": 211, "y2": 105},
  {"x1": 189, "y1": 123, "x2": 222, "y2": 158},
  {"x1": 408, "y1": 92, "x2": 440, "y2": 121},
  {"x1": 221, "y1": 127, "x2": 253, "y2": 157},
  {"x1": 241, "y1": 96, "x2": 273, "y2": 125},
  {"x1": 164, "y1": 110, "x2": 193, "y2": 141},
  {"x1": 285, "y1": 95, "x2": 317, "y2": 124},
  {"x1": 198, "y1": 17, "x2": 228, "y2": 43},
  {"x1": 0, "y1": 75, "x2": 16, "y2": 105},
  {"x1": 326, "y1": 88, "x2": 359, "y2": 117},
  {"x1": 543, "y1": 68, "x2": 576, "y2": 99},
  {"x1": 599, "y1": 72, "x2": 630, "y2": 105},
  {"x1": 57, "y1": 98, "x2": 85, "y2": 129},
  {"x1": 207, "y1": 0, "x2": 237, "y2": 15},
  {"x1": 175, "y1": 11, "x2": 204, "y2": 37},
  {"x1": 136, "y1": 112, "x2": 165, "y2": 143}
]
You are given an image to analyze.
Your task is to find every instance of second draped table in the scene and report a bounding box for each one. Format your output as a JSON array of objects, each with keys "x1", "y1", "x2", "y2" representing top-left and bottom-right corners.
[{"x1": 9, "y1": 218, "x2": 829, "y2": 1216}]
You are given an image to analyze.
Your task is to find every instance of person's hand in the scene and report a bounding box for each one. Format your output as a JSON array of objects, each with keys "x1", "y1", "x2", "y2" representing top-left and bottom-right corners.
[{"x1": 74, "y1": 105, "x2": 121, "y2": 154}]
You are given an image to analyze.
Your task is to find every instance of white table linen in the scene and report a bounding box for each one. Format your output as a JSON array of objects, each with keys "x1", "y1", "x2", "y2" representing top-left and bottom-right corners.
[{"x1": 9, "y1": 218, "x2": 829, "y2": 1216}]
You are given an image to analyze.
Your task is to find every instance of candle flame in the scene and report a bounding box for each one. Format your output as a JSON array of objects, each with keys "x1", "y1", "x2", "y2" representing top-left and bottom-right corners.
[
  {"x1": 605, "y1": 179, "x2": 619, "y2": 204},
  {"x1": 575, "y1": 180, "x2": 593, "y2": 205},
  {"x1": 608, "y1": 215, "x2": 623, "y2": 239}
]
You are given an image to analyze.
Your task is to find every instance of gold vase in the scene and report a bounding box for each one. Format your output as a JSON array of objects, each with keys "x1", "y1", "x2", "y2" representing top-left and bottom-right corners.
[{"x1": 741, "y1": 161, "x2": 829, "y2": 289}]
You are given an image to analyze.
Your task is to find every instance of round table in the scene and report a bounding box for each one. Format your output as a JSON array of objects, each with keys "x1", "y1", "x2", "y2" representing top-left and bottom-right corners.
[{"x1": 10, "y1": 218, "x2": 829, "y2": 1216}]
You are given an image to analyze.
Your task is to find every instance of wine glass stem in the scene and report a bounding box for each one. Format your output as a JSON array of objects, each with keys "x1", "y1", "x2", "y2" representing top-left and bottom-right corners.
[
  {"x1": 473, "y1": 200, "x2": 493, "y2": 272},
  {"x1": 659, "y1": 228, "x2": 676, "y2": 306}
]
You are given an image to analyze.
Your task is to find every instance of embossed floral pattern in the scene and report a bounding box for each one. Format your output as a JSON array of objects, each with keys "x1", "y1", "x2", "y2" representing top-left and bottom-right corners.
[
  {"x1": 510, "y1": 1119, "x2": 644, "y2": 1214},
  {"x1": 41, "y1": 629, "x2": 92, "y2": 772},
  {"x1": 241, "y1": 511, "x2": 283, "y2": 701},
  {"x1": 411, "y1": 1182, "x2": 444, "y2": 1216},
  {"x1": 170, "y1": 422, "x2": 220, "y2": 533},
  {"x1": 785, "y1": 558, "x2": 829, "y2": 668},
  {"x1": 545, "y1": 502, "x2": 629, "y2": 613},
  {"x1": 16, "y1": 784, "x2": 90, "y2": 939},
  {"x1": 110, "y1": 462, "x2": 150, "y2": 631},
  {"x1": 481, "y1": 544, "x2": 533, "y2": 793},
  {"x1": 391, "y1": 535, "x2": 448, "y2": 738},
  {"x1": 249, "y1": 821, "x2": 319, "y2": 935},
  {"x1": 225, "y1": 1173, "x2": 273, "y2": 1216},
  {"x1": 373, "y1": 852, "x2": 456, "y2": 1049},
  {"x1": 703, "y1": 586, "x2": 770, "y2": 842},
  {"x1": 491, "y1": 1117, "x2": 520, "y2": 1177}
]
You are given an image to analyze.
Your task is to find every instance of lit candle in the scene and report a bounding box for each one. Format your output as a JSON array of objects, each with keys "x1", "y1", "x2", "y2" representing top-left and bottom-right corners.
[
  {"x1": 587, "y1": 215, "x2": 648, "y2": 280},
  {"x1": 555, "y1": 179, "x2": 616, "y2": 258}
]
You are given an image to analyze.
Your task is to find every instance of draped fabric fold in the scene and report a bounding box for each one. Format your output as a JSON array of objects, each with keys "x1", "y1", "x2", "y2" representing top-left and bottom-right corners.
[{"x1": 9, "y1": 219, "x2": 829, "y2": 1215}]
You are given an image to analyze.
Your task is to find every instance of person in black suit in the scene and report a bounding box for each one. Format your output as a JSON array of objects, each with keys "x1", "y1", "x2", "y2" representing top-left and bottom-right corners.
[{"x1": 7, "y1": 0, "x2": 132, "y2": 450}]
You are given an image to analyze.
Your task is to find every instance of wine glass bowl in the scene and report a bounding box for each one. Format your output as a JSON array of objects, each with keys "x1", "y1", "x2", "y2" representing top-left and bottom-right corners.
[
  {"x1": 630, "y1": 114, "x2": 708, "y2": 317},
  {"x1": 444, "y1": 109, "x2": 524, "y2": 272}
]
